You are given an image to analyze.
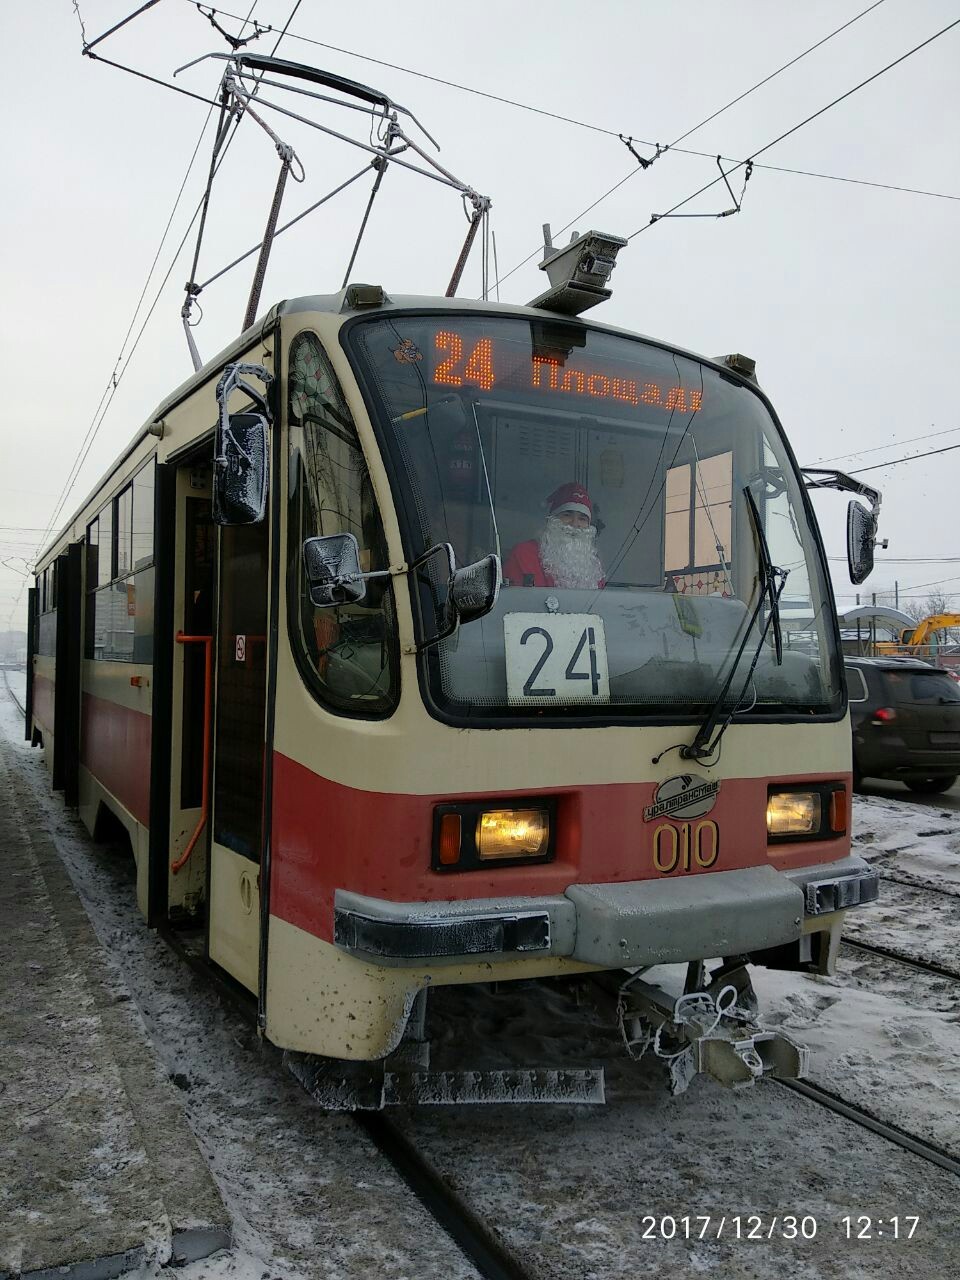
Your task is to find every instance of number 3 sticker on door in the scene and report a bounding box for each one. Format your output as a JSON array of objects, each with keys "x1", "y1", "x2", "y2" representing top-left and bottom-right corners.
[{"x1": 503, "y1": 613, "x2": 610, "y2": 705}]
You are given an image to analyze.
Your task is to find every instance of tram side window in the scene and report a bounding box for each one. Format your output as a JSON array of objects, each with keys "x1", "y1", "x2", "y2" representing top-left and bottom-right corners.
[
  {"x1": 85, "y1": 461, "x2": 156, "y2": 662},
  {"x1": 37, "y1": 564, "x2": 57, "y2": 657},
  {"x1": 287, "y1": 331, "x2": 399, "y2": 716},
  {"x1": 132, "y1": 463, "x2": 155, "y2": 569}
]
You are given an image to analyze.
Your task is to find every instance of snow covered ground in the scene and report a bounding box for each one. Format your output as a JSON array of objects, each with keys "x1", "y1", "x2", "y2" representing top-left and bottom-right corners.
[
  {"x1": 753, "y1": 786, "x2": 960, "y2": 1160},
  {"x1": 5, "y1": 671, "x2": 960, "y2": 1277}
]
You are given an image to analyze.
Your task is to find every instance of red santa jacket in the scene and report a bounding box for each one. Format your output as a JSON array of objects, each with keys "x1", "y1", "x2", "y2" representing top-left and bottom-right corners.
[
  {"x1": 503, "y1": 539, "x2": 553, "y2": 587},
  {"x1": 502, "y1": 540, "x2": 605, "y2": 589}
]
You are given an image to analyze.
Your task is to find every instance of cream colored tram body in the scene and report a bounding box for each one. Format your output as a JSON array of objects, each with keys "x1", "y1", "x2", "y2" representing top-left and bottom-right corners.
[{"x1": 29, "y1": 290, "x2": 878, "y2": 1069}]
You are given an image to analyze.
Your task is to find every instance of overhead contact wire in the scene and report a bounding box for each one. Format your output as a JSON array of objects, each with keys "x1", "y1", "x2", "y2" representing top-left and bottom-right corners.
[
  {"x1": 629, "y1": 16, "x2": 960, "y2": 237},
  {"x1": 39, "y1": 0, "x2": 306, "y2": 567}
]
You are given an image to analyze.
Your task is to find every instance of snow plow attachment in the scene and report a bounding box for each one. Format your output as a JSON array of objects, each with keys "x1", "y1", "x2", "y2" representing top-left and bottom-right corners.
[{"x1": 617, "y1": 962, "x2": 809, "y2": 1096}]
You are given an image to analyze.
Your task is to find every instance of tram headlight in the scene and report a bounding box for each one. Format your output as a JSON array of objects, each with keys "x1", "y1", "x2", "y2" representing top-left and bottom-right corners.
[
  {"x1": 432, "y1": 800, "x2": 555, "y2": 871},
  {"x1": 766, "y1": 791, "x2": 821, "y2": 836},
  {"x1": 477, "y1": 809, "x2": 551, "y2": 860}
]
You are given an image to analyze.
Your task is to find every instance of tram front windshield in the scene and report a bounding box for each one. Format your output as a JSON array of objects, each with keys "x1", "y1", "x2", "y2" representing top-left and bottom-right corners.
[{"x1": 345, "y1": 313, "x2": 841, "y2": 723}]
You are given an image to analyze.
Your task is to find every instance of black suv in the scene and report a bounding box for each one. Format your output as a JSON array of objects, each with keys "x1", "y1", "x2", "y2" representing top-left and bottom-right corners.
[{"x1": 846, "y1": 657, "x2": 960, "y2": 793}]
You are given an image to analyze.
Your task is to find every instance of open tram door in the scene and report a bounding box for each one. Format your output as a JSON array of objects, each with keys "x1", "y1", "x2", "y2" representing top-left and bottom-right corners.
[
  {"x1": 206, "y1": 515, "x2": 270, "y2": 992},
  {"x1": 161, "y1": 359, "x2": 274, "y2": 996},
  {"x1": 205, "y1": 363, "x2": 274, "y2": 994}
]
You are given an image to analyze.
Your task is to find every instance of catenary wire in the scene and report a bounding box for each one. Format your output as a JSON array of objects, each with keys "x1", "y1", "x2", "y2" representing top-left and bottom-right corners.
[
  {"x1": 186, "y1": 1, "x2": 960, "y2": 208},
  {"x1": 812, "y1": 425, "x2": 960, "y2": 466},
  {"x1": 668, "y1": 0, "x2": 887, "y2": 148},
  {"x1": 848, "y1": 441, "x2": 960, "y2": 474},
  {"x1": 36, "y1": 97, "x2": 225, "y2": 554},
  {"x1": 11, "y1": 3, "x2": 273, "y2": 625},
  {"x1": 32, "y1": 0, "x2": 305, "y2": 581},
  {"x1": 494, "y1": 11, "x2": 958, "y2": 288},
  {"x1": 628, "y1": 16, "x2": 960, "y2": 238}
]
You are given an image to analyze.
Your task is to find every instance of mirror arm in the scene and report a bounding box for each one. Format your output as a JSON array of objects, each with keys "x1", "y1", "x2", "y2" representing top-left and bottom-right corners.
[
  {"x1": 800, "y1": 467, "x2": 881, "y2": 521},
  {"x1": 216, "y1": 362, "x2": 274, "y2": 423}
]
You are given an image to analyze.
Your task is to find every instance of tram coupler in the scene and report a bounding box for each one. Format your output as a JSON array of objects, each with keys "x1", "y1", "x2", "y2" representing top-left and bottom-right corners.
[{"x1": 617, "y1": 962, "x2": 808, "y2": 1096}]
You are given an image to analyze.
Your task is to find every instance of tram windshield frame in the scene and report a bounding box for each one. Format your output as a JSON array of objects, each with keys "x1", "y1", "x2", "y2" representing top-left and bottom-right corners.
[{"x1": 340, "y1": 309, "x2": 844, "y2": 727}]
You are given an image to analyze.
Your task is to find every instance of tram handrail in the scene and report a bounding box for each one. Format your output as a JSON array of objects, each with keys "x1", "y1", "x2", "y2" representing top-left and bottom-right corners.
[{"x1": 173, "y1": 633, "x2": 213, "y2": 874}]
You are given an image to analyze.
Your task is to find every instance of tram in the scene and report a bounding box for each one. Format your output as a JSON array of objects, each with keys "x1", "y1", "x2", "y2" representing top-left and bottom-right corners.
[{"x1": 28, "y1": 234, "x2": 882, "y2": 1100}]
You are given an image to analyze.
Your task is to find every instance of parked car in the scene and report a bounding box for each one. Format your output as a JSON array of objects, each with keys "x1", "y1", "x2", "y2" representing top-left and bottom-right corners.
[{"x1": 845, "y1": 657, "x2": 960, "y2": 794}]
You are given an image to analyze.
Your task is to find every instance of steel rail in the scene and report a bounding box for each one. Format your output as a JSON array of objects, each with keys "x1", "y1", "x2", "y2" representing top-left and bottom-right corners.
[
  {"x1": 3, "y1": 668, "x2": 25, "y2": 717},
  {"x1": 841, "y1": 936, "x2": 960, "y2": 984},
  {"x1": 357, "y1": 1113, "x2": 534, "y2": 1280},
  {"x1": 874, "y1": 866, "x2": 960, "y2": 901},
  {"x1": 780, "y1": 1077, "x2": 960, "y2": 1180},
  {"x1": 156, "y1": 924, "x2": 535, "y2": 1280}
]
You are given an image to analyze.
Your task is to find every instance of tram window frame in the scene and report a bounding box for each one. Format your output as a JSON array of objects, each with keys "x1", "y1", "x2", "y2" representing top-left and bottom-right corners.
[
  {"x1": 84, "y1": 458, "x2": 157, "y2": 662},
  {"x1": 36, "y1": 562, "x2": 59, "y2": 657},
  {"x1": 286, "y1": 330, "x2": 400, "y2": 719},
  {"x1": 116, "y1": 484, "x2": 133, "y2": 578},
  {"x1": 132, "y1": 461, "x2": 155, "y2": 571}
]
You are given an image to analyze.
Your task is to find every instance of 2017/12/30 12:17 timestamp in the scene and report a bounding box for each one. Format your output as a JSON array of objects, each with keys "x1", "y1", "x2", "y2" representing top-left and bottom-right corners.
[{"x1": 637, "y1": 1215, "x2": 921, "y2": 1240}]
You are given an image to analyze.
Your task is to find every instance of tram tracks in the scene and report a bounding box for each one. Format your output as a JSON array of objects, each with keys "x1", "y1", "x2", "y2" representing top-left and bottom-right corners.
[
  {"x1": 155, "y1": 914, "x2": 960, "y2": 1271},
  {"x1": 10, "y1": 697, "x2": 954, "y2": 1269},
  {"x1": 3, "y1": 668, "x2": 25, "y2": 718},
  {"x1": 779, "y1": 1077, "x2": 960, "y2": 1180},
  {"x1": 159, "y1": 924, "x2": 536, "y2": 1280},
  {"x1": 842, "y1": 935, "x2": 960, "y2": 984}
]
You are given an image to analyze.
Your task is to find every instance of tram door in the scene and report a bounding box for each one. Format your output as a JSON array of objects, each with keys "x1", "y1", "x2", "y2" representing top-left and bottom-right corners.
[{"x1": 208, "y1": 520, "x2": 269, "y2": 992}]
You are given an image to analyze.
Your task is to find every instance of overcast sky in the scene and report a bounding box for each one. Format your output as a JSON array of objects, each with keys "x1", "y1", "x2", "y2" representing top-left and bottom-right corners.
[{"x1": 3, "y1": 0, "x2": 958, "y2": 632}]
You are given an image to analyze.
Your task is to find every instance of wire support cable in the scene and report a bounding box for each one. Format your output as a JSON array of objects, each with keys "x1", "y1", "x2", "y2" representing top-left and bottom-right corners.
[
  {"x1": 848, "y1": 441, "x2": 960, "y2": 475},
  {"x1": 812, "y1": 425, "x2": 960, "y2": 467},
  {"x1": 488, "y1": 4, "x2": 938, "y2": 290},
  {"x1": 81, "y1": 0, "x2": 162, "y2": 54},
  {"x1": 184, "y1": 4, "x2": 960, "y2": 205},
  {"x1": 37, "y1": 0, "x2": 285, "y2": 566},
  {"x1": 35, "y1": 70, "x2": 229, "y2": 557},
  {"x1": 629, "y1": 16, "x2": 960, "y2": 236}
]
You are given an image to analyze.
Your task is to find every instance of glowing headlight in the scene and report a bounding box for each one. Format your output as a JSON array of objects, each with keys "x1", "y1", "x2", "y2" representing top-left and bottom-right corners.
[
  {"x1": 767, "y1": 791, "x2": 821, "y2": 836},
  {"x1": 477, "y1": 809, "x2": 550, "y2": 860}
]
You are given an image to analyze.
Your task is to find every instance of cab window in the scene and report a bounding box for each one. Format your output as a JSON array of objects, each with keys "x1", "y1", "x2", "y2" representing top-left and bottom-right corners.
[{"x1": 287, "y1": 331, "x2": 399, "y2": 716}]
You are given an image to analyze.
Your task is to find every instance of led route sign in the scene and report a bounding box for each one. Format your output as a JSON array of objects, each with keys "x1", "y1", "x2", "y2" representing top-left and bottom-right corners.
[{"x1": 430, "y1": 329, "x2": 702, "y2": 414}]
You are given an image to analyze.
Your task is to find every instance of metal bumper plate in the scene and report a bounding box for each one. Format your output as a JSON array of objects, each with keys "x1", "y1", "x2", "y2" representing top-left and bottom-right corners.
[{"x1": 565, "y1": 867, "x2": 805, "y2": 967}]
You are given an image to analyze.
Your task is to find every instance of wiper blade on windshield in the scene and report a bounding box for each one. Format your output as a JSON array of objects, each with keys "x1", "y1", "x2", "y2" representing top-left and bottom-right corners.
[
  {"x1": 744, "y1": 484, "x2": 784, "y2": 666},
  {"x1": 679, "y1": 485, "x2": 788, "y2": 763}
]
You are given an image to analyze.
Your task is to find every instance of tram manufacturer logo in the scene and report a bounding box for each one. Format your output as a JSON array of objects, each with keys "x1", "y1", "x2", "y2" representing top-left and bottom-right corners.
[{"x1": 643, "y1": 773, "x2": 720, "y2": 822}]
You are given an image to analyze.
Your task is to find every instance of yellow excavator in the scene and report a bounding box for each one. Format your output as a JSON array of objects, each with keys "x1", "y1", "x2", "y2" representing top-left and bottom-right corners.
[{"x1": 875, "y1": 614, "x2": 960, "y2": 658}]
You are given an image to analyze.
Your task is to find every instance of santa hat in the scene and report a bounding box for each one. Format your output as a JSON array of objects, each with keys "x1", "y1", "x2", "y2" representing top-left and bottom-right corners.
[{"x1": 547, "y1": 481, "x2": 593, "y2": 519}]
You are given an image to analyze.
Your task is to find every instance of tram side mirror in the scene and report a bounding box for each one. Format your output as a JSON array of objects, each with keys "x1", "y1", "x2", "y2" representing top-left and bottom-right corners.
[
  {"x1": 303, "y1": 533, "x2": 367, "y2": 607},
  {"x1": 847, "y1": 501, "x2": 876, "y2": 585},
  {"x1": 413, "y1": 544, "x2": 501, "y2": 649},
  {"x1": 449, "y1": 554, "x2": 501, "y2": 625},
  {"x1": 213, "y1": 412, "x2": 269, "y2": 525}
]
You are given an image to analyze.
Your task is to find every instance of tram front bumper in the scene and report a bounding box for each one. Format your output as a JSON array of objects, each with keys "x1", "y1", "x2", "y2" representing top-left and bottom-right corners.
[{"x1": 333, "y1": 855, "x2": 878, "y2": 968}]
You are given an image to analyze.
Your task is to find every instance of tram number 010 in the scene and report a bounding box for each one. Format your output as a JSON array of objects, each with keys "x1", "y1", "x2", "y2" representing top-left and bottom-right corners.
[{"x1": 652, "y1": 820, "x2": 719, "y2": 874}]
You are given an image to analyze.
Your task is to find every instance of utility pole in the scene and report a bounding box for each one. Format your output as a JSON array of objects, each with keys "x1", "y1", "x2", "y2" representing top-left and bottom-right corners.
[{"x1": 895, "y1": 580, "x2": 899, "y2": 609}]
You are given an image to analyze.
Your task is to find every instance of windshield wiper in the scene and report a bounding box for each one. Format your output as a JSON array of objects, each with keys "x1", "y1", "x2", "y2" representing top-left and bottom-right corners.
[
  {"x1": 679, "y1": 485, "x2": 788, "y2": 763},
  {"x1": 744, "y1": 485, "x2": 784, "y2": 665}
]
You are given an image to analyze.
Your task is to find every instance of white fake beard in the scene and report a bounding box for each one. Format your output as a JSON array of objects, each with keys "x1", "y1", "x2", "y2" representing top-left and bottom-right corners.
[{"x1": 539, "y1": 518, "x2": 603, "y2": 589}]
